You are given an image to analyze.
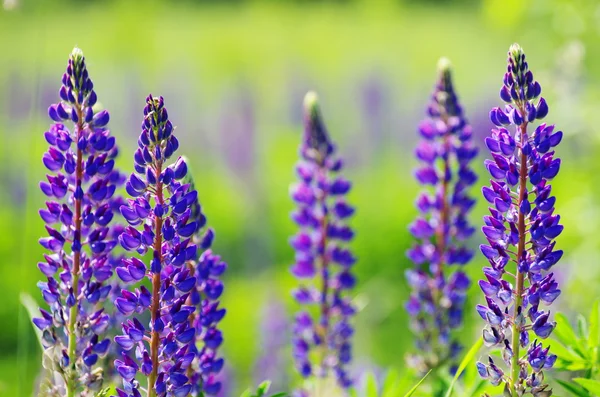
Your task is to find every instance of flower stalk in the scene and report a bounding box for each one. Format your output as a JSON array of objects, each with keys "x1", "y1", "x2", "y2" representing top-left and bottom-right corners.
[
  {"x1": 477, "y1": 44, "x2": 563, "y2": 396},
  {"x1": 35, "y1": 47, "x2": 123, "y2": 396},
  {"x1": 405, "y1": 58, "x2": 478, "y2": 374},
  {"x1": 290, "y1": 92, "x2": 357, "y2": 390}
]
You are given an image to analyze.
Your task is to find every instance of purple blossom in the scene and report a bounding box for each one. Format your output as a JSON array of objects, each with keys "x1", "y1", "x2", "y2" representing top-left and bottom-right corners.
[
  {"x1": 290, "y1": 92, "x2": 356, "y2": 389},
  {"x1": 183, "y1": 163, "x2": 228, "y2": 396},
  {"x1": 476, "y1": 44, "x2": 562, "y2": 396},
  {"x1": 33, "y1": 47, "x2": 124, "y2": 396},
  {"x1": 114, "y1": 95, "x2": 202, "y2": 397},
  {"x1": 405, "y1": 58, "x2": 478, "y2": 373}
]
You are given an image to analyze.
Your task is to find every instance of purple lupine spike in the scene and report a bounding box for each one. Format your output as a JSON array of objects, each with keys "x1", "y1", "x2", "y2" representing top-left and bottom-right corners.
[
  {"x1": 290, "y1": 92, "x2": 356, "y2": 389},
  {"x1": 34, "y1": 47, "x2": 124, "y2": 396},
  {"x1": 114, "y1": 96, "x2": 201, "y2": 397},
  {"x1": 253, "y1": 296, "x2": 290, "y2": 392},
  {"x1": 405, "y1": 58, "x2": 478, "y2": 374},
  {"x1": 476, "y1": 44, "x2": 562, "y2": 396},
  {"x1": 180, "y1": 161, "x2": 228, "y2": 396}
]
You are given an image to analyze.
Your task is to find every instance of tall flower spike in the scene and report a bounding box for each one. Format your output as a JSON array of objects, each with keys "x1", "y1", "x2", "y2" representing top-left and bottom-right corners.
[
  {"x1": 34, "y1": 47, "x2": 123, "y2": 396},
  {"x1": 181, "y1": 160, "x2": 228, "y2": 396},
  {"x1": 405, "y1": 58, "x2": 478, "y2": 374},
  {"x1": 114, "y1": 95, "x2": 199, "y2": 397},
  {"x1": 290, "y1": 92, "x2": 357, "y2": 389},
  {"x1": 476, "y1": 44, "x2": 562, "y2": 396}
]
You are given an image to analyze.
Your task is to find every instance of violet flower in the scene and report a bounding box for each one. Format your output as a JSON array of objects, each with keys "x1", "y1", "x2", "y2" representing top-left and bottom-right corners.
[
  {"x1": 476, "y1": 44, "x2": 562, "y2": 396},
  {"x1": 34, "y1": 47, "x2": 123, "y2": 396},
  {"x1": 290, "y1": 92, "x2": 357, "y2": 389},
  {"x1": 114, "y1": 95, "x2": 200, "y2": 397},
  {"x1": 405, "y1": 58, "x2": 478, "y2": 374},
  {"x1": 182, "y1": 165, "x2": 228, "y2": 396}
]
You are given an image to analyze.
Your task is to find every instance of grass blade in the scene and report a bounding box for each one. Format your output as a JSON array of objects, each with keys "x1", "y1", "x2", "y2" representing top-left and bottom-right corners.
[
  {"x1": 574, "y1": 378, "x2": 600, "y2": 395},
  {"x1": 588, "y1": 300, "x2": 599, "y2": 349},
  {"x1": 444, "y1": 337, "x2": 484, "y2": 397},
  {"x1": 20, "y1": 292, "x2": 44, "y2": 352},
  {"x1": 555, "y1": 379, "x2": 590, "y2": 397},
  {"x1": 403, "y1": 369, "x2": 431, "y2": 397}
]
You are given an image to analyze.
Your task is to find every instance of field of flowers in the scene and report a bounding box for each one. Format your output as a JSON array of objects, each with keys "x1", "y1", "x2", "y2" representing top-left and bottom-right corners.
[{"x1": 1, "y1": 0, "x2": 600, "y2": 396}]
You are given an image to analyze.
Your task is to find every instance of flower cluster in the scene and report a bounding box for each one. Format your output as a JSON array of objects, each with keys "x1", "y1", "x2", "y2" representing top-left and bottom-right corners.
[
  {"x1": 405, "y1": 58, "x2": 478, "y2": 374},
  {"x1": 114, "y1": 95, "x2": 201, "y2": 397},
  {"x1": 290, "y1": 92, "x2": 356, "y2": 389},
  {"x1": 34, "y1": 47, "x2": 124, "y2": 396},
  {"x1": 183, "y1": 167, "x2": 228, "y2": 396},
  {"x1": 476, "y1": 44, "x2": 563, "y2": 396}
]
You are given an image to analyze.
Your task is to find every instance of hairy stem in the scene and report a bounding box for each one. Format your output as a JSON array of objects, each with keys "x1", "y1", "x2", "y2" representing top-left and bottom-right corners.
[
  {"x1": 317, "y1": 161, "x2": 330, "y2": 377},
  {"x1": 429, "y1": 114, "x2": 451, "y2": 367},
  {"x1": 185, "y1": 261, "x2": 198, "y2": 385},
  {"x1": 66, "y1": 106, "x2": 84, "y2": 397},
  {"x1": 435, "y1": 125, "x2": 452, "y2": 276},
  {"x1": 510, "y1": 118, "x2": 528, "y2": 396},
  {"x1": 148, "y1": 162, "x2": 164, "y2": 397}
]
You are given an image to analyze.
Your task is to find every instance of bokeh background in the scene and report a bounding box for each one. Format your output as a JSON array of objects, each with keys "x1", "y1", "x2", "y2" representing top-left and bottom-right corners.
[{"x1": 1, "y1": 0, "x2": 600, "y2": 395}]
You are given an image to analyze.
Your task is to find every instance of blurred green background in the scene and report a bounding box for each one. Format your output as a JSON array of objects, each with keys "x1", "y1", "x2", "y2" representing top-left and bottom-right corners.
[{"x1": 1, "y1": 0, "x2": 600, "y2": 395}]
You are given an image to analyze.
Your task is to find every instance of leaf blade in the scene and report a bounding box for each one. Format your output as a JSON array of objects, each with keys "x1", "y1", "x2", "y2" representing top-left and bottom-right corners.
[
  {"x1": 589, "y1": 300, "x2": 599, "y2": 349},
  {"x1": 555, "y1": 379, "x2": 590, "y2": 397},
  {"x1": 403, "y1": 370, "x2": 431, "y2": 397},
  {"x1": 444, "y1": 337, "x2": 484, "y2": 397},
  {"x1": 20, "y1": 292, "x2": 44, "y2": 351},
  {"x1": 574, "y1": 378, "x2": 600, "y2": 395}
]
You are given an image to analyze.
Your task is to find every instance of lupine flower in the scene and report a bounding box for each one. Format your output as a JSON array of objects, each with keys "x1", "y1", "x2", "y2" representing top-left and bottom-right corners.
[
  {"x1": 114, "y1": 95, "x2": 200, "y2": 397},
  {"x1": 253, "y1": 296, "x2": 290, "y2": 392},
  {"x1": 405, "y1": 58, "x2": 478, "y2": 374},
  {"x1": 182, "y1": 164, "x2": 228, "y2": 396},
  {"x1": 290, "y1": 91, "x2": 357, "y2": 389},
  {"x1": 476, "y1": 44, "x2": 562, "y2": 396},
  {"x1": 33, "y1": 47, "x2": 123, "y2": 396}
]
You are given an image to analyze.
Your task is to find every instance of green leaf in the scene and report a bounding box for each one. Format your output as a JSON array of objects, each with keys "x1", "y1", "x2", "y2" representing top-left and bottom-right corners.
[
  {"x1": 550, "y1": 342, "x2": 586, "y2": 365},
  {"x1": 579, "y1": 315, "x2": 589, "y2": 340},
  {"x1": 589, "y1": 301, "x2": 599, "y2": 350},
  {"x1": 554, "y1": 313, "x2": 588, "y2": 358},
  {"x1": 20, "y1": 292, "x2": 44, "y2": 352},
  {"x1": 574, "y1": 378, "x2": 600, "y2": 395},
  {"x1": 403, "y1": 370, "x2": 431, "y2": 397},
  {"x1": 381, "y1": 368, "x2": 400, "y2": 397},
  {"x1": 365, "y1": 372, "x2": 378, "y2": 397},
  {"x1": 93, "y1": 389, "x2": 111, "y2": 397},
  {"x1": 467, "y1": 378, "x2": 490, "y2": 396},
  {"x1": 256, "y1": 380, "x2": 272, "y2": 396},
  {"x1": 269, "y1": 393, "x2": 289, "y2": 397},
  {"x1": 239, "y1": 388, "x2": 252, "y2": 397},
  {"x1": 444, "y1": 337, "x2": 484, "y2": 397},
  {"x1": 555, "y1": 313, "x2": 580, "y2": 346},
  {"x1": 555, "y1": 379, "x2": 590, "y2": 397},
  {"x1": 563, "y1": 361, "x2": 592, "y2": 372}
]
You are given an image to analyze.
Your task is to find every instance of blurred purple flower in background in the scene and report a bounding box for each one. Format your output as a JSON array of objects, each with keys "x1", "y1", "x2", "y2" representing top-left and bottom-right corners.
[
  {"x1": 405, "y1": 58, "x2": 478, "y2": 374},
  {"x1": 253, "y1": 295, "x2": 290, "y2": 392},
  {"x1": 358, "y1": 72, "x2": 389, "y2": 158},
  {"x1": 218, "y1": 85, "x2": 256, "y2": 184},
  {"x1": 290, "y1": 91, "x2": 357, "y2": 389},
  {"x1": 477, "y1": 43, "x2": 563, "y2": 396}
]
